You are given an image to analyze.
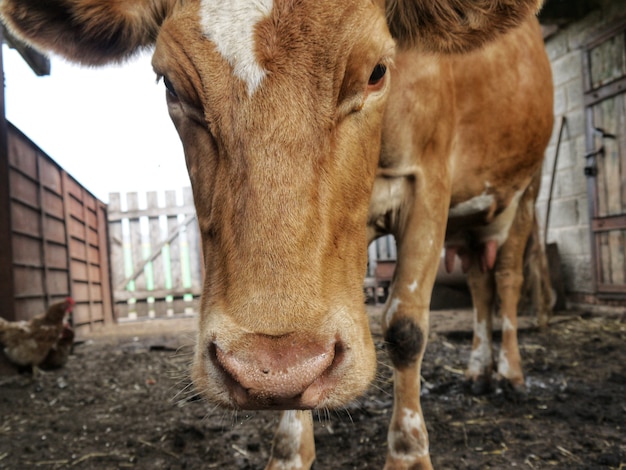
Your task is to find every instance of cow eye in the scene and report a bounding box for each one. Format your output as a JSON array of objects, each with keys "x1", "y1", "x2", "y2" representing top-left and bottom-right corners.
[
  {"x1": 162, "y1": 76, "x2": 178, "y2": 98},
  {"x1": 368, "y1": 64, "x2": 387, "y2": 86}
]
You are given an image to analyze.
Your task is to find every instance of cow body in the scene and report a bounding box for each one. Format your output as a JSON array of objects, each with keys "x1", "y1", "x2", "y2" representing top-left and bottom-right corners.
[{"x1": 0, "y1": 1, "x2": 552, "y2": 468}]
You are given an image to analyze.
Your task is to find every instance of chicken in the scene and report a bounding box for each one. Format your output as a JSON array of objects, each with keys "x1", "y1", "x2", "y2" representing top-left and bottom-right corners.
[
  {"x1": 40, "y1": 322, "x2": 75, "y2": 370},
  {"x1": 0, "y1": 298, "x2": 75, "y2": 374}
]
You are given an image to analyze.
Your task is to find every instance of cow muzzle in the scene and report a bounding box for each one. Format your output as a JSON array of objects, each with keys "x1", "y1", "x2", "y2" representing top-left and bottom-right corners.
[{"x1": 209, "y1": 332, "x2": 344, "y2": 410}]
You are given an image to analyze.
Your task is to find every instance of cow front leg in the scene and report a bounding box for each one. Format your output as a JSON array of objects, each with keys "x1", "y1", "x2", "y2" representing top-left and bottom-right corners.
[
  {"x1": 465, "y1": 262, "x2": 496, "y2": 395},
  {"x1": 382, "y1": 221, "x2": 447, "y2": 469},
  {"x1": 383, "y1": 289, "x2": 432, "y2": 470},
  {"x1": 266, "y1": 410, "x2": 315, "y2": 470}
]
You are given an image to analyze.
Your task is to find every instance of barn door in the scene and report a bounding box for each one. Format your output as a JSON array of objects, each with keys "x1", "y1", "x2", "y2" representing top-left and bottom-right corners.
[{"x1": 583, "y1": 21, "x2": 626, "y2": 296}]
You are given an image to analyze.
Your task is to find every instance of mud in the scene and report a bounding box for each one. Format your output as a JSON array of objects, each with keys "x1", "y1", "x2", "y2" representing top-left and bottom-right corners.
[{"x1": 0, "y1": 307, "x2": 624, "y2": 469}]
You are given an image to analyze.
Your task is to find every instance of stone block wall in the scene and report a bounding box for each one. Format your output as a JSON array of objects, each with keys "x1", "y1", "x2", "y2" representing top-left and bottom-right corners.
[{"x1": 538, "y1": 0, "x2": 625, "y2": 298}]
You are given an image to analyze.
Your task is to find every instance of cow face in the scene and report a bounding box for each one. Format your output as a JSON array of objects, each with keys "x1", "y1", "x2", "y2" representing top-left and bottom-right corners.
[
  {"x1": 150, "y1": 1, "x2": 393, "y2": 409},
  {"x1": 0, "y1": 0, "x2": 543, "y2": 413}
]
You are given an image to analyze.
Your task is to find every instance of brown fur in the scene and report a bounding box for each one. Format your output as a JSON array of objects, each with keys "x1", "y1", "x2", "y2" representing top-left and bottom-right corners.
[
  {"x1": 0, "y1": 1, "x2": 552, "y2": 468},
  {"x1": 0, "y1": 0, "x2": 178, "y2": 64},
  {"x1": 387, "y1": 0, "x2": 544, "y2": 51}
]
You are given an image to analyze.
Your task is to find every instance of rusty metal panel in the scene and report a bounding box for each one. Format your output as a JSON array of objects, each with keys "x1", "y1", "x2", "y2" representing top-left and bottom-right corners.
[
  {"x1": 1, "y1": 123, "x2": 113, "y2": 330},
  {"x1": 11, "y1": 201, "x2": 41, "y2": 237},
  {"x1": 9, "y1": 169, "x2": 38, "y2": 206},
  {"x1": 12, "y1": 234, "x2": 41, "y2": 267},
  {"x1": 39, "y1": 155, "x2": 62, "y2": 194},
  {"x1": 43, "y1": 190, "x2": 64, "y2": 219},
  {"x1": 13, "y1": 266, "x2": 44, "y2": 297},
  {"x1": 45, "y1": 243, "x2": 68, "y2": 269},
  {"x1": 7, "y1": 134, "x2": 37, "y2": 180}
]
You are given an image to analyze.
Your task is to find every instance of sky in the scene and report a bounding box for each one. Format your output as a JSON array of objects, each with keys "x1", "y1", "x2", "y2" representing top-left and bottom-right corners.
[{"x1": 2, "y1": 45, "x2": 191, "y2": 203}]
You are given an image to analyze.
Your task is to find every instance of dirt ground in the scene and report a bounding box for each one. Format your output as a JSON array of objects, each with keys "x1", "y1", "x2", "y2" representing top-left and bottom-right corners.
[{"x1": 0, "y1": 306, "x2": 624, "y2": 470}]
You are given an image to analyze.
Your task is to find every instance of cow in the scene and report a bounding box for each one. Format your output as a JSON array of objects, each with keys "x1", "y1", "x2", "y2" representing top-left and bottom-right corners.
[{"x1": 0, "y1": 1, "x2": 553, "y2": 468}]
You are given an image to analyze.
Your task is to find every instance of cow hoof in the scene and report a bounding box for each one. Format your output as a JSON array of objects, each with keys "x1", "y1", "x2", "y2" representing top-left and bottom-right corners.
[
  {"x1": 465, "y1": 375, "x2": 492, "y2": 396},
  {"x1": 497, "y1": 378, "x2": 528, "y2": 401}
]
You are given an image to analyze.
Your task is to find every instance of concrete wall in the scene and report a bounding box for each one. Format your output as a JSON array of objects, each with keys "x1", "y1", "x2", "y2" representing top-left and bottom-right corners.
[{"x1": 537, "y1": 0, "x2": 626, "y2": 300}]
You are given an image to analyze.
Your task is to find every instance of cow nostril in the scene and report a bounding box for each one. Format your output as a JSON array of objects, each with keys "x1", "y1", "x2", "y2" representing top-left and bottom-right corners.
[{"x1": 209, "y1": 334, "x2": 342, "y2": 408}]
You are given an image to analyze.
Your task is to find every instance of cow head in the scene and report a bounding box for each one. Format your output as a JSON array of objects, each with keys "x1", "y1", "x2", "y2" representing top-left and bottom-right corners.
[{"x1": 1, "y1": 0, "x2": 542, "y2": 410}]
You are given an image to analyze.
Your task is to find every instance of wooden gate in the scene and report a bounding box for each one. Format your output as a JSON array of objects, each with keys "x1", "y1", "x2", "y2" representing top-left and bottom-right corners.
[
  {"x1": 108, "y1": 189, "x2": 202, "y2": 320},
  {"x1": 583, "y1": 20, "x2": 626, "y2": 297}
]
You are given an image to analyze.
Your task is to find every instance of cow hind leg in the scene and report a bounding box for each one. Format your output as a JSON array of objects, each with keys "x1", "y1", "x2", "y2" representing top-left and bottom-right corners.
[
  {"x1": 465, "y1": 261, "x2": 496, "y2": 395},
  {"x1": 266, "y1": 410, "x2": 315, "y2": 470},
  {"x1": 493, "y1": 195, "x2": 537, "y2": 395}
]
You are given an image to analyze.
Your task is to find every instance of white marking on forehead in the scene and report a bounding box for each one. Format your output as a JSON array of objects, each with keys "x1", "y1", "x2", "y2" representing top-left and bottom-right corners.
[
  {"x1": 449, "y1": 191, "x2": 494, "y2": 218},
  {"x1": 408, "y1": 280, "x2": 418, "y2": 293},
  {"x1": 200, "y1": 0, "x2": 273, "y2": 95}
]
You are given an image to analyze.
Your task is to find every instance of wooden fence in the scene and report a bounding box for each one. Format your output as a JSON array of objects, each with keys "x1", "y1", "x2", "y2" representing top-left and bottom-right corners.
[{"x1": 108, "y1": 189, "x2": 202, "y2": 321}]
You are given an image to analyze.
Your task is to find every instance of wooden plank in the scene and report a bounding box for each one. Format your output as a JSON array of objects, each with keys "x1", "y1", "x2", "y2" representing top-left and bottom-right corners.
[
  {"x1": 115, "y1": 213, "x2": 196, "y2": 289},
  {"x1": 147, "y1": 191, "x2": 167, "y2": 317},
  {"x1": 608, "y1": 230, "x2": 624, "y2": 285},
  {"x1": 108, "y1": 193, "x2": 128, "y2": 319},
  {"x1": 96, "y1": 202, "x2": 114, "y2": 325},
  {"x1": 603, "y1": 99, "x2": 620, "y2": 216},
  {"x1": 620, "y1": 94, "x2": 626, "y2": 212},
  {"x1": 108, "y1": 204, "x2": 196, "y2": 221},
  {"x1": 592, "y1": 103, "x2": 607, "y2": 218},
  {"x1": 183, "y1": 187, "x2": 202, "y2": 291},
  {"x1": 127, "y1": 192, "x2": 148, "y2": 318},
  {"x1": 166, "y1": 190, "x2": 185, "y2": 315},
  {"x1": 599, "y1": 232, "x2": 611, "y2": 285},
  {"x1": 115, "y1": 287, "x2": 198, "y2": 302},
  {"x1": 589, "y1": 31, "x2": 626, "y2": 89}
]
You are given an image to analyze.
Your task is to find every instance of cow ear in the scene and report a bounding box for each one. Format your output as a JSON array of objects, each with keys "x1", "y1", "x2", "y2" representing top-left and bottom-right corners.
[
  {"x1": 0, "y1": 0, "x2": 177, "y2": 65},
  {"x1": 386, "y1": 0, "x2": 544, "y2": 52}
]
